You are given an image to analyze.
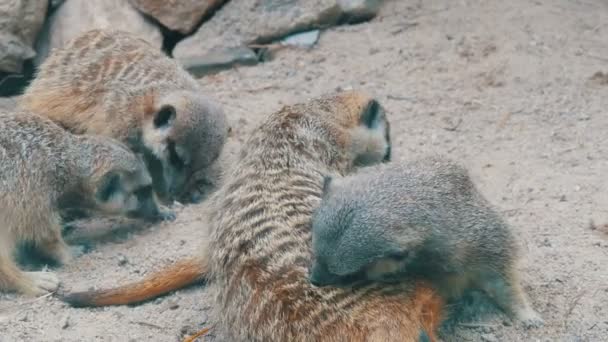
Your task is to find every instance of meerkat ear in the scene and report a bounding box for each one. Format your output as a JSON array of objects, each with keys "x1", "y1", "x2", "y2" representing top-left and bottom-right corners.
[
  {"x1": 153, "y1": 105, "x2": 176, "y2": 129},
  {"x1": 360, "y1": 99, "x2": 381, "y2": 129},
  {"x1": 321, "y1": 176, "x2": 333, "y2": 195}
]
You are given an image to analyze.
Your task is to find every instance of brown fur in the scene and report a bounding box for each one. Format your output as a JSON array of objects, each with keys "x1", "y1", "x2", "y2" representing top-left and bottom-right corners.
[
  {"x1": 0, "y1": 110, "x2": 160, "y2": 296},
  {"x1": 19, "y1": 29, "x2": 227, "y2": 203},
  {"x1": 61, "y1": 92, "x2": 443, "y2": 341}
]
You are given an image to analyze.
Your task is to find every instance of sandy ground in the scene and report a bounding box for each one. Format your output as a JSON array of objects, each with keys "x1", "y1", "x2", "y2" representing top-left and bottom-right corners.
[{"x1": 1, "y1": 0, "x2": 608, "y2": 341}]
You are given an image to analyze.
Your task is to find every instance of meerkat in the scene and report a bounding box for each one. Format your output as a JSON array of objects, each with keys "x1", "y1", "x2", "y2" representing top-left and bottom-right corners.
[
  {"x1": 309, "y1": 156, "x2": 544, "y2": 328},
  {"x1": 60, "y1": 91, "x2": 445, "y2": 342},
  {"x1": 18, "y1": 29, "x2": 228, "y2": 204},
  {"x1": 0, "y1": 109, "x2": 165, "y2": 296}
]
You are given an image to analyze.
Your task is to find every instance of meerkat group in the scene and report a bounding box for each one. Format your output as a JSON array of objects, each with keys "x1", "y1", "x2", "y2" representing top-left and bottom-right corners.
[
  {"x1": 19, "y1": 29, "x2": 228, "y2": 204},
  {"x1": 0, "y1": 27, "x2": 544, "y2": 341},
  {"x1": 0, "y1": 110, "x2": 161, "y2": 295},
  {"x1": 1, "y1": 29, "x2": 227, "y2": 296}
]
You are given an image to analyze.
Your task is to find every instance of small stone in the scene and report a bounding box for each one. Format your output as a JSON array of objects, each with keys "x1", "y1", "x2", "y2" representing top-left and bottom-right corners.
[
  {"x1": 18, "y1": 311, "x2": 30, "y2": 322},
  {"x1": 60, "y1": 314, "x2": 70, "y2": 329},
  {"x1": 559, "y1": 195, "x2": 567, "y2": 202},
  {"x1": 481, "y1": 333, "x2": 498, "y2": 342},
  {"x1": 281, "y1": 30, "x2": 320, "y2": 49},
  {"x1": 179, "y1": 47, "x2": 258, "y2": 77},
  {"x1": 540, "y1": 238, "x2": 551, "y2": 247},
  {"x1": 338, "y1": 0, "x2": 382, "y2": 23},
  {"x1": 180, "y1": 325, "x2": 192, "y2": 335},
  {"x1": 117, "y1": 254, "x2": 128, "y2": 266},
  {"x1": 167, "y1": 300, "x2": 180, "y2": 310}
]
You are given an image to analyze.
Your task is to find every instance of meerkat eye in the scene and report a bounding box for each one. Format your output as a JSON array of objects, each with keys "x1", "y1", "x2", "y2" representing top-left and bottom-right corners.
[
  {"x1": 154, "y1": 105, "x2": 176, "y2": 128},
  {"x1": 97, "y1": 173, "x2": 120, "y2": 202},
  {"x1": 360, "y1": 99, "x2": 381, "y2": 129}
]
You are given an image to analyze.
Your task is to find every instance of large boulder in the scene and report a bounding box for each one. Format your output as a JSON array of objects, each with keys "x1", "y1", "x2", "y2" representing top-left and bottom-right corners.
[
  {"x1": 0, "y1": 0, "x2": 48, "y2": 73},
  {"x1": 34, "y1": 0, "x2": 163, "y2": 66},
  {"x1": 173, "y1": 0, "x2": 383, "y2": 75},
  {"x1": 129, "y1": 0, "x2": 226, "y2": 34}
]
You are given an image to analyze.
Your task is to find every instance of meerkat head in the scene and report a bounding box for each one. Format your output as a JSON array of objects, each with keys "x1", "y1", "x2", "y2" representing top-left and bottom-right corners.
[
  {"x1": 305, "y1": 91, "x2": 391, "y2": 171},
  {"x1": 141, "y1": 90, "x2": 227, "y2": 203},
  {"x1": 310, "y1": 175, "x2": 418, "y2": 287},
  {"x1": 78, "y1": 136, "x2": 165, "y2": 222}
]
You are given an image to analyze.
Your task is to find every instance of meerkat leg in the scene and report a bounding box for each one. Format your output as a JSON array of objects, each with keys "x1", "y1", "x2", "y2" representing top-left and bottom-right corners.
[
  {"x1": 35, "y1": 219, "x2": 74, "y2": 265},
  {"x1": 0, "y1": 237, "x2": 59, "y2": 296},
  {"x1": 476, "y1": 268, "x2": 544, "y2": 328}
]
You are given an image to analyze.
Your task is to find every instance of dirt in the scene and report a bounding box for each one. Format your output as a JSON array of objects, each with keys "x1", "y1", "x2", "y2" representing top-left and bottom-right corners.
[{"x1": 1, "y1": 0, "x2": 607, "y2": 341}]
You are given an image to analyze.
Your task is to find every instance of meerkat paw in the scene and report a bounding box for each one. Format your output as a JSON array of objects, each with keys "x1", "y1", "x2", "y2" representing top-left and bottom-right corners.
[
  {"x1": 158, "y1": 206, "x2": 177, "y2": 221},
  {"x1": 22, "y1": 271, "x2": 60, "y2": 295},
  {"x1": 516, "y1": 307, "x2": 544, "y2": 328},
  {"x1": 69, "y1": 245, "x2": 86, "y2": 259}
]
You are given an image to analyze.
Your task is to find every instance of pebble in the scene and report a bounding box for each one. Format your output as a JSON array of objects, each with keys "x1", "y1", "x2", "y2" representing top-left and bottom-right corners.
[
  {"x1": 117, "y1": 254, "x2": 128, "y2": 266},
  {"x1": 60, "y1": 314, "x2": 70, "y2": 329},
  {"x1": 17, "y1": 311, "x2": 30, "y2": 322},
  {"x1": 481, "y1": 333, "x2": 498, "y2": 342}
]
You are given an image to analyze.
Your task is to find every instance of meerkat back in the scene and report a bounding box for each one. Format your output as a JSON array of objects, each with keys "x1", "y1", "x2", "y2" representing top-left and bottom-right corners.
[
  {"x1": 311, "y1": 156, "x2": 544, "y2": 328},
  {"x1": 19, "y1": 29, "x2": 227, "y2": 203}
]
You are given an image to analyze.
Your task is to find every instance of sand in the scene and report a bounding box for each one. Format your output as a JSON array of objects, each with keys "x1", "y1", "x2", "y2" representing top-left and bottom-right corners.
[{"x1": 1, "y1": 0, "x2": 607, "y2": 341}]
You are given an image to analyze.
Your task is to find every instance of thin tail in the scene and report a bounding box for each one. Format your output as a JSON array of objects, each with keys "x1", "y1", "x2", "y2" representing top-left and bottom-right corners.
[{"x1": 60, "y1": 257, "x2": 205, "y2": 307}]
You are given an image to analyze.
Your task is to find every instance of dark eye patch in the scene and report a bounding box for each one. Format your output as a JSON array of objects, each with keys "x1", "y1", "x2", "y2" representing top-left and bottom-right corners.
[
  {"x1": 97, "y1": 173, "x2": 120, "y2": 202},
  {"x1": 134, "y1": 185, "x2": 153, "y2": 200},
  {"x1": 168, "y1": 141, "x2": 185, "y2": 170},
  {"x1": 154, "y1": 105, "x2": 175, "y2": 128}
]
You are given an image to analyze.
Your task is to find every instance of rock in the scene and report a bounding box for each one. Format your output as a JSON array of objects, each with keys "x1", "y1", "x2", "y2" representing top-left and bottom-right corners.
[
  {"x1": 173, "y1": 0, "x2": 383, "y2": 72},
  {"x1": 281, "y1": 30, "x2": 320, "y2": 48},
  {"x1": 34, "y1": 0, "x2": 162, "y2": 66},
  {"x1": 60, "y1": 314, "x2": 70, "y2": 329},
  {"x1": 481, "y1": 333, "x2": 498, "y2": 342},
  {"x1": 129, "y1": 0, "x2": 226, "y2": 34},
  {"x1": 17, "y1": 310, "x2": 30, "y2": 322},
  {"x1": 50, "y1": 0, "x2": 64, "y2": 9},
  {"x1": 0, "y1": 96, "x2": 17, "y2": 111},
  {"x1": 0, "y1": 0, "x2": 48, "y2": 73},
  {"x1": 338, "y1": 0, "x2": 382, "y2": 23},
  {"x1": 179, "y1": 46, "x2": 258, "y2": 77},
  {"x1": 117, "y1": 254, "x2": 128, "y2": 266}
]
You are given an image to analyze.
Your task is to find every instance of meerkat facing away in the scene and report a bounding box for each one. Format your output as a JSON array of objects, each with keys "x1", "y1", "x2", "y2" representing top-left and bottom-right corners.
[
  {"x1": 309, "y1": 156, "x2": 544, "y2": 328},
  {"x1": 0, "y1": 110, "x2": 165, "y2": 296},
  {"x1": 19, "y1": 29, "x2": 227, "y2": 204},
  {"x1": 59, "y1": 92, "x2": 445, "y2": 342}
]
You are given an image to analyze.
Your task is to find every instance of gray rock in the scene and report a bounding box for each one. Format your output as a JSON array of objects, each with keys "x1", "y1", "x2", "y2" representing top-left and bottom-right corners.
[
  {"x1": 60, "y1": 314, "x2": 70, "y2": 329},
  {"x1": 173, "y1": 0, "x2": 383, "y2": 72},
  {"x1": 129, "y1": 0, "x2": 226, "y2": 34},
  {"x1": 481, "y1": 333, "x2": 498, "y2": 342},
  {"x1": 338, "y1": 0, "x2": 382, "y2": 23},
  {"x1": 50, "y1": 0, "x2": 64, "y2": 9},
  {"x1": 281, "y1": 30, "x2": 320, "y2": 48},
  {"x1": 0, "y1": 0, "x2": 48, "y2": 73},
  {"x1": 179, "y1": 46, "x2": 258, "y2": 77},
  {"x1": 0, "y1": 96, "x2": 17, "y2": 111},
  {"x1": 34, "y1": 0, "x2": 162, "y2": 66}
]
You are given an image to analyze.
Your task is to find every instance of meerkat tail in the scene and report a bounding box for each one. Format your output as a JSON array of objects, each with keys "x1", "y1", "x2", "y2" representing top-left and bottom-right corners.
[
  {"x1": 415, "y1": 282, "x2": 445, "y2": 342},
  {"x1": 60, "y1": 257, "x2": 206, "y2": 307}
]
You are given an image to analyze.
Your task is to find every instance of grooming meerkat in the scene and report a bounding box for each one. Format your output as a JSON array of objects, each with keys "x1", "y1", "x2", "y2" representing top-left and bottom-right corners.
[
  {"x1": 60, "y1": 92, "x2": 446, "y2": 342},
  {"x1": 0, "y1": 110, "x2": 164, "y2": 296},
  {"x1": 309, "y1": 156, "x2": 544, "y2": 328},
  {"x1": 19, "y1": 29, "x2": 227, "y2": 204}
]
